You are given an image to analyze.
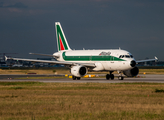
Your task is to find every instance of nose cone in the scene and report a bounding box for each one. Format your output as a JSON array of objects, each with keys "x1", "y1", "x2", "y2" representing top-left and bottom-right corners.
[{"x1": 130, "y1": 60, "x2": 136, "y2": 67}]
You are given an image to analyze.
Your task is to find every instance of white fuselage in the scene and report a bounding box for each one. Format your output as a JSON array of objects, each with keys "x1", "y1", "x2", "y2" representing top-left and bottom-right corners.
[{"x1": 53, "y1": 49, "x2": 135, "y2": 71}]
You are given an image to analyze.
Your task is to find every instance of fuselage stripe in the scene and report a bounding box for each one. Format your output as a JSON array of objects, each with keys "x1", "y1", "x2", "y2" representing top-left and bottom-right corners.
[{"x1": 62, "y1": 52, "x2": 125, "y2": 61}]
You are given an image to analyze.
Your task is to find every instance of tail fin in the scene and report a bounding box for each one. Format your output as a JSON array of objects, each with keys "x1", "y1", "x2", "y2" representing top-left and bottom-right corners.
[{"x1": 55, "y1": 22, "x2": 71, "y2": 51}]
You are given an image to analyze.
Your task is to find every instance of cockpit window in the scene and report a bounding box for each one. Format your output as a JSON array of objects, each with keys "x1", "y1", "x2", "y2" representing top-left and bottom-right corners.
[
  {"x1": 125, "y1": 55, "x2": 130, "y2": 58},
  {"x1": 119, "y1": 55, "x2": 133, "y2": 58}
]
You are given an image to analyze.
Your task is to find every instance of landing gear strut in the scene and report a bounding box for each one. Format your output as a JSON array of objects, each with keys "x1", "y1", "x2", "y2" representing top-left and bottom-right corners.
[{"x1": 106, "y1": 72, "x2": 114, "y2": 80}]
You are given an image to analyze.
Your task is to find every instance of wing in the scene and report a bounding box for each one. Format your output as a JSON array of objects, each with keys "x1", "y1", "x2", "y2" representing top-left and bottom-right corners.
[
  {"x1": 6, "y1": 57, "x2": 95, "y2": 68},
  {"x1": 136, "y1": 56, "x2": 158, "y2": 63}
]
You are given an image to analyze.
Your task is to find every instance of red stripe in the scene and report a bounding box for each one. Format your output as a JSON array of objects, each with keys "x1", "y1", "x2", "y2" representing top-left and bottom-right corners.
[{"x1": 59, "y1": 36, "x2": 65, "y2": 50}]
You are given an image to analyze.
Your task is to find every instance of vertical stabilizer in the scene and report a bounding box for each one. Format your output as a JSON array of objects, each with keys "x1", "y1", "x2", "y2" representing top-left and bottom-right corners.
[{"x1": 55, "y1": 22, "x2": 71, "y2": 51}]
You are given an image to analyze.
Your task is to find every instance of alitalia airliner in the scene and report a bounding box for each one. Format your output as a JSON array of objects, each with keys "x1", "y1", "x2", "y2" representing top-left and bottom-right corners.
[{"x1": 7, "y1": 22, "x2": 158, "y2": 80}]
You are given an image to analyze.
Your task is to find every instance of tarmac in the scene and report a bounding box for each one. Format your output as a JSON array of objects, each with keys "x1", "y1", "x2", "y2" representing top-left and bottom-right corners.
[{"x1": 0, "y1": 74, "x2": 164, "y2": 83}]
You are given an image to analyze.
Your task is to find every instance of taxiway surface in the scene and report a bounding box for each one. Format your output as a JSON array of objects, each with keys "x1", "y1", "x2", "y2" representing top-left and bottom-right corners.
[{"x1": 0, "y1": 74, "x2": 164, "y2": 83}]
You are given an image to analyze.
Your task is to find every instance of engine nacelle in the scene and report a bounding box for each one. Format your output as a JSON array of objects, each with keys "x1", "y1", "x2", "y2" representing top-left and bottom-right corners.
[
  {"x1": 123, "y1": 67, "x2": 139, "y2": 77},
  {"x1": 71, "y1": 65, "x2": 87, "y2": 77}
]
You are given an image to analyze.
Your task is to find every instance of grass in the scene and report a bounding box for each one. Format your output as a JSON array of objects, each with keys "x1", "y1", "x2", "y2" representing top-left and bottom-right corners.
[
  {"x1": 155, "y1": 89, "x2": 164, "y2": 93},
  {"x1": 0, "y1": 82, "x2": 164, "y2": 119},
  {"x1": 139, "y1": 69, "x2": 164, "y2": 74},
  {"x1": 14, "y1": 76, "x2": 67, "y2": 80},
  {"x1": 0, "y1": 81, "x2": 43, "y2": 86},
  {"x1": 0, "y1": 68, "x2": 70, "y2": 75}
]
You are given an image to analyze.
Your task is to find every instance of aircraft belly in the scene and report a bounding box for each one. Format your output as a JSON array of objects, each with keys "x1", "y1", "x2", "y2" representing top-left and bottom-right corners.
[
  {"x1": 102, "y1": 62, "x2": 118, "y2": 71},
  {"x1": 102, "y1": 61, "x2": 130, "y2": 71}
]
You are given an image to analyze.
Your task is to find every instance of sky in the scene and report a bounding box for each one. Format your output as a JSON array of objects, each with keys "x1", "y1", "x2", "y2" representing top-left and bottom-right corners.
[{"x1": 0, "y1": 0, "x2": 164, "y2": 60}]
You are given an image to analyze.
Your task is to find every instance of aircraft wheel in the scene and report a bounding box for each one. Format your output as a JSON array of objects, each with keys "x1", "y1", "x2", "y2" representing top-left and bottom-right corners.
[
  {"x1": 106, "y1": 74, "x2": 110, "y2": 80},
  {"x1": 111, "y1": 74, "x2": 114, "y2": 80},
  {"x1": 118, "y1": 76, "x2": 124, "y2": 80},
  {"x1": 72, "y1": 76, "x2": 77, "y2": 80},
  {"x1": 77, "y1": 77, "x2": 81, "y2": 80}
]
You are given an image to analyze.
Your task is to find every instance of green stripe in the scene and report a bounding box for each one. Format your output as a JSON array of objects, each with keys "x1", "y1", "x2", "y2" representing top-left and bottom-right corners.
[
  {"x1": 56, "y1": 25, "x2": 68, "y2": 50},
  {"x1": 62, "y1": 52, "x2": 125, "y2": 61}
]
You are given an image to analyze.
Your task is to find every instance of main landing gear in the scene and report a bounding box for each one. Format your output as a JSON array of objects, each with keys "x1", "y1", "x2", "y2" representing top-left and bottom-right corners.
[
  {"x1": 106, "y1": 72, "x2": 114, "y2": 80},
  {"x1": 106, "y1": 71, "x2": 124, "y2": 80},
  {"x1": 72, "y1": 76, "x2": 81, "y2": 80}
]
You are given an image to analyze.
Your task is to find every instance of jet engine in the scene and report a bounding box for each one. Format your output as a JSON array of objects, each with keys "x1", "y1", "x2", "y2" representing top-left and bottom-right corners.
[
  {"x1": 123, "y1": 67, "x2": 139, "y2": 77},
  {"x1": 71, "y1": 65, "x2": 87, "y2": 77}
]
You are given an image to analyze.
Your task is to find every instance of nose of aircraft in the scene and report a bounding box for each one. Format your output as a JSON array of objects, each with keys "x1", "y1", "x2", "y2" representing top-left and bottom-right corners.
[{"x1": 130, "y1": 60, "x2": 136, "y2": 67}]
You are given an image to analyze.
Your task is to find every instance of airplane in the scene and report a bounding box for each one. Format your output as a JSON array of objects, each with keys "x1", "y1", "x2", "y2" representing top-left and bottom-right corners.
[{"x1": 6, "y1": 22, "x2": 158, "y2": 80}]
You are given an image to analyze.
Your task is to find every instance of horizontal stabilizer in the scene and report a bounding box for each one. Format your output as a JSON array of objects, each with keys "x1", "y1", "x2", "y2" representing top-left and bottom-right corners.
[
  {"x1": 29, "y1": 53, "x2": 54, "y2": 57},
  {"x1": 29, "y1": 53, "x2": 60, "y2": 59}
]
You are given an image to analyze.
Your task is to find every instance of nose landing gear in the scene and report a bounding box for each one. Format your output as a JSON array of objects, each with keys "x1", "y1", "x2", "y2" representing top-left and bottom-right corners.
[
  {"x1": 118, "y1": 76, "x2": 124, "y2": 80},
  {"x1": 118, "y1": 71, "x2": 124, "y2": 80}
]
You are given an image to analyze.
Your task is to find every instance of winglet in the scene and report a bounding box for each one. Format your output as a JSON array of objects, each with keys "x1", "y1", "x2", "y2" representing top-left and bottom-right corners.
[
  {"x1": 155, "y1": 56, "x2": 158, "y2": 61},
  {"x1": 5, "y1": 56, "x2": 8, "y2": 61}
]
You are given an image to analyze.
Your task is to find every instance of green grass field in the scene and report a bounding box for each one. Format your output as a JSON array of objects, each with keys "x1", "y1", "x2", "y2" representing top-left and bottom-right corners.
[{"x1": 0, "y1": 82, "x2": 164, "y2": 120}]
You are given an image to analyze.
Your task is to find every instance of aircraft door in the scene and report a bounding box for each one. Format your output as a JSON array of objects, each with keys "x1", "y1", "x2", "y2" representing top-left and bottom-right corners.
[{"x1": 90, "y1": 55, "x2": 92, "y2": 61}]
